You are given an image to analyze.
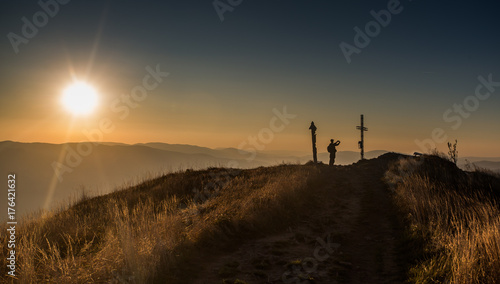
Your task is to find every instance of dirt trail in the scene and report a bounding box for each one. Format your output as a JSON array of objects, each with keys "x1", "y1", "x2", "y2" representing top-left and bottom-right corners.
[{"x1": 193, "y1": 160, "x2": 405, "y2": 284}]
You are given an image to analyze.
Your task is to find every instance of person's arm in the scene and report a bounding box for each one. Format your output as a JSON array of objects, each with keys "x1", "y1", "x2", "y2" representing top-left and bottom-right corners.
[{"x1": 335, "y1": 141, "x2": 341, "y2": 146}]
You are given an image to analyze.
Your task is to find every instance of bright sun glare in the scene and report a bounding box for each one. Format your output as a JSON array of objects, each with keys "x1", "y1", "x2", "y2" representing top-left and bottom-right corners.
[{"x1": 61, "y1": 81, "x2": 99, "y2": 115}]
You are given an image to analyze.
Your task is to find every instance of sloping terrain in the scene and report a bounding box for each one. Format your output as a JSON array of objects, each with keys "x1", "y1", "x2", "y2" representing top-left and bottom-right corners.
[
  {"x1": 192, "y1": 154, "x2": 407, "y2": 284},
  {"x1": 2, "y1": 153, "x2": 499, "y2": 283},
  {"x1": 0, "y1": 141, "x2": 389, "y2": 220},
  {"x1": 386, "y1": 155, "x2": 500, "y2": 283}
]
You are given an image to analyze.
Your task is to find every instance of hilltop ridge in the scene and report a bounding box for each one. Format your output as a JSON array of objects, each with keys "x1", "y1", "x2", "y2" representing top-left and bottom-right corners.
[
  {"x1": 0, "y1": 140, "x2": 391, "y2": 220},
  {"x1": 2, "y1": 153, "x2": 500, "y2": 283}
]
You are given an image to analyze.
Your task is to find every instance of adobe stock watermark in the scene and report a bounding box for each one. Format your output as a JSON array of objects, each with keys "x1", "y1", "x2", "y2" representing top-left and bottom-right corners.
[
  {"x1": 386, "y1": 74, "x2": 499, "y2": 191},
  {"x1": 238, "y1": 106, "x2": 297, "y2": 161},
  {"x1": 415, "y1": 73, "x2": 499, "y2": 153},
  {"x1": 51, "y1": 64, "x2": 169, "y2": 182},
  {"x1": 339, "y1": 0, "x2": 407, "y2": 64},
  {"x1": 7, "y1": 0, "x2": 70, "y2": 54},
  {"x1": 213, "y1": 0, "x2": 243, "y2": 22},
  {"x1": 192, "y1": 106, "x2": 296, "y2": 204},
  {"x1": 282, "y1": 233, "x2": 340, "y2": 283}
]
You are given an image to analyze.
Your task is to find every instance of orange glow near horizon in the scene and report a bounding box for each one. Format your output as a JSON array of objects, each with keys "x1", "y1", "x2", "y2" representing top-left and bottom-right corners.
[
  {"x1": 0, "y1": 64, "x2": 498, "y2": 158},
  {"x1": 1, "y1": 126, "x2": 499, "y2": 158}
]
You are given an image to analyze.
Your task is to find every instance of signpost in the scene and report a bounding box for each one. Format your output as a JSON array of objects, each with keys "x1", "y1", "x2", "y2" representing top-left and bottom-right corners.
[
  {"x1": 309, "y1": 121, "x2": 318, "y2": 163},
  {"x1": 356, "y1": 115, "x2": 368, "y2": 160}
]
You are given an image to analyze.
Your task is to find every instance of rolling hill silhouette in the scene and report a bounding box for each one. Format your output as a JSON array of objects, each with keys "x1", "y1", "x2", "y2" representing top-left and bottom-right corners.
[
  {"x1": 2, "y1": 152, "x2": 499, "y2": 283},
  {"x1": 0, "y1": 141, "x2": 391, "y2": 219}
]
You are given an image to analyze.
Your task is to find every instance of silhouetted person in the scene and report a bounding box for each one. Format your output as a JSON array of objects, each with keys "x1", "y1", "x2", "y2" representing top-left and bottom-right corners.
[{"x1": 327, "y1": 139, "x2": 341, "y2": 166}]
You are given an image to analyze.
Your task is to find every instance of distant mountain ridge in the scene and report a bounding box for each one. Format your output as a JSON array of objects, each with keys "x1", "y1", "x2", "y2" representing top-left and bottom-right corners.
[
  {"x1": 0, "y1": 141, "x2": 267, "y2": 220},
  {"x1": 460, "y1": 160, "x2": 500, "y2": 172}
]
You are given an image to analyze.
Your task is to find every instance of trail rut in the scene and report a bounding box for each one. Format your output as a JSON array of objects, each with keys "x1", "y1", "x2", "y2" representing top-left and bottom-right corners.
[{"x1": 192, "y1": 160, "x2": 405, "y2": 283}]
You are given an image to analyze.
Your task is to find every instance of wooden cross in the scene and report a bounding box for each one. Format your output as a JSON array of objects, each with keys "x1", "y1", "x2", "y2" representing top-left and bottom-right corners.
[{"x1": 356, "y1": 114, "x2": 368, "y2": 160}]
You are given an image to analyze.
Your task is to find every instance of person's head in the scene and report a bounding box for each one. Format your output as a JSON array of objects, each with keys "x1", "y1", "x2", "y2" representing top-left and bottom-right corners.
[{"x1": 330, "y1": 139, "x2": 334, "y2": 143}]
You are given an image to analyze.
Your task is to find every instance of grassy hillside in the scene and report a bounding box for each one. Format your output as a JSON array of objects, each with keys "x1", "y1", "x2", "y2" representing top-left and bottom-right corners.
[
  {"x1": 386, "y1": 155, "x2": 500, "y2": 283},
  {"x1": 1, "y1": 164, "x2": 330, "y2": 283},
  {"x1": 0, "y1": 141, "x2": 268, "y2": 221},
  {"x1": 0, "y1": 141, "x2": 391, "y2": 221},
  {"x1": 2, "y1": 153, "x2": 500, "y2": 283}
]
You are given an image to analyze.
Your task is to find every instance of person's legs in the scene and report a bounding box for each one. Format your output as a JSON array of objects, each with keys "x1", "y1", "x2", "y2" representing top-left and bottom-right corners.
[{"x1": 329, "y1": 154, "x2": 335, "y2": 166}]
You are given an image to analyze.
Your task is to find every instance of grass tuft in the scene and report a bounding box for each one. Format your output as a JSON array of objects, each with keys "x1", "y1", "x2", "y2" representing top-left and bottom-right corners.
[{"x1": 386, "y1": 154, "x2": 500, "y2": 284}]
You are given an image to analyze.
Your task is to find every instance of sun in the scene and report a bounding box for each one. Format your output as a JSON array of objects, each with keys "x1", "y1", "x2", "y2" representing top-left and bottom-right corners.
[{"x1": 61, "y1": 81, "x2": 99, "y2": 115}]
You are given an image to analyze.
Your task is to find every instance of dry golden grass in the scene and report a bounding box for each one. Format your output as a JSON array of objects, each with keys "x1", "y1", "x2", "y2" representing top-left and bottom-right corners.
[
  {"x1": 386, "y1": 155, "x2": 500, "y2": 284},
  {"x1": 5, "y1": 153, "x2": 498, "y2": 283},
  {"x1": 1, "y1": 164, "x2": 326, "y2": 283}
]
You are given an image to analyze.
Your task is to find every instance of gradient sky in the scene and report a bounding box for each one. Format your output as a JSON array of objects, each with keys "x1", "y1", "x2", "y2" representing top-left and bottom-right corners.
[{"x1": 1, "y1": 0, "x2": 499, "y2": 156}]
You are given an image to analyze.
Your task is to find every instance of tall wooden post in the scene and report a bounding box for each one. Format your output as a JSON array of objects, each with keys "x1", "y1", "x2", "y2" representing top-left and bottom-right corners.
[
  {"x1": 309, "y1": 121, "x2": 317, "y2": 163},
  {"x1": 356, "y1": 115, "x2": 368, "y2": 160}
]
